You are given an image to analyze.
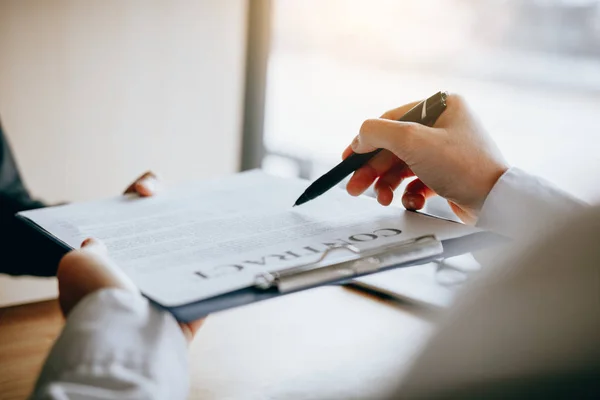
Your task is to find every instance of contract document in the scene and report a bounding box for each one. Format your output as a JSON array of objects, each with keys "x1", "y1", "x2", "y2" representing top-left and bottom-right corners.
[{"x1": 18, "y1": 170, "x2": 479, "y2": 307}]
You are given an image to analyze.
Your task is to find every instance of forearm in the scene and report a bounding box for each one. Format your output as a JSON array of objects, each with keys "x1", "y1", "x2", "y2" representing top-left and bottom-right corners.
[
  {"x1": 31, "y1": 289, "x2": 190, "y2": 399},
  {"x1": 0, "y1": 194, "x2": 63, "y2": 276},
  {"x1": 0, "y1": 120, "x2": 63, "y2": 275}
]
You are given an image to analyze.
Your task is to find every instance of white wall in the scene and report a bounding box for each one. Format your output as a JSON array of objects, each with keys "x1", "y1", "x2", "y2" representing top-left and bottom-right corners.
[{"x1": 0, "y1": 0, "x2": 248, "y2": 306}]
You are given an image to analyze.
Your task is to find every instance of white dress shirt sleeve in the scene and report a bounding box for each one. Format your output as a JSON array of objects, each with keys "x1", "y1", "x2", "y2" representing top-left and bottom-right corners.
[
  {"x1": 30, "y1": 289, "x2": 189, "y2": 400},
  {"x1": 394, "y1": 204, "x2": 600, "y2": 399},
  {"x1": 476, "y1": 167, "x2": 586, "y2": 240}
]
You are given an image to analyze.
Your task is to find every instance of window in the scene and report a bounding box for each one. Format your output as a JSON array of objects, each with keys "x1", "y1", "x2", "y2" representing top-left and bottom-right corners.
[{"x1": 262, "y1": 0, "x2": 600, "y2": 209}]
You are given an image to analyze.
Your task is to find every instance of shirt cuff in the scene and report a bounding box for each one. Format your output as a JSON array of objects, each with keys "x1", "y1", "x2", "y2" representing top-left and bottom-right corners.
[
  {"x1": 476, "y1": 167, "x2": 586, "y2": 240},
  {"x1": 33, "y1": 288, "x2": 189, "y2": 399}
]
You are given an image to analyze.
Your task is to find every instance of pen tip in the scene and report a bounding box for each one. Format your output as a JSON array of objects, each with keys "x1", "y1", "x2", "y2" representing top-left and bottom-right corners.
[{"x1": 294, "y1": 195, "x2": 309, "y2": 207}]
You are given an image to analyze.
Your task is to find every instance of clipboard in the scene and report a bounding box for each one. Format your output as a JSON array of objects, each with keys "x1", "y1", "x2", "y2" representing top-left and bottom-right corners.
[
  {"x1": 17, "y1": 213, "x2": 503, "y2": 322},
  {"x1": 156, "y1": 230, "x2": 502, "y2": 322}
]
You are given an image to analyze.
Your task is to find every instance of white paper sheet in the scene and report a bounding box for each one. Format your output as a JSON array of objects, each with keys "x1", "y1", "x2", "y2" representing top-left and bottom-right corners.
[
  {"x1": 352, "y1": 253, "x2": 482, "y2": 309},
  {"x1": 18, "y1": 170, "x2": 479, "y2": 306}
]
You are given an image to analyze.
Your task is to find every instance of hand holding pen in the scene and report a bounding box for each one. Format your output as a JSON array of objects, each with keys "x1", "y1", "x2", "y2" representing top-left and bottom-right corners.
[
  {"x1": 295, "y1": 93, "x2": 509, "y2": 225},
  {"x1": 344, "y1": 94, "x2": 509, "y2": 224},
  {"x1": 294, "y1": 92, "x2": 448, "y2": 207}
]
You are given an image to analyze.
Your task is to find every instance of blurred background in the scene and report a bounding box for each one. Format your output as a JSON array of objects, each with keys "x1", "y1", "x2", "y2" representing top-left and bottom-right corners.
[
  {"x1": 262, "y1": 0, "x2": 600, "y2": 205},
  {"x1": 1, "y1": 0, "x2": 599, "y2": 304}
]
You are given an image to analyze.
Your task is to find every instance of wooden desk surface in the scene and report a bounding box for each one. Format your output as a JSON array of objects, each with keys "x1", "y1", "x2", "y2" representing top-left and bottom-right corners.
[{"x1": 0, "y1": 286, "x2": 435, "y2": 400}]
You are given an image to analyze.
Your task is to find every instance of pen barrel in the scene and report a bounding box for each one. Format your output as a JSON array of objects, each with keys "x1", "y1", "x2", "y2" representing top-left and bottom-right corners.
[
  {"x1": 307, "y1": 150, "x2": 383, "y2": 198},
  {"x1": 398, "y1": 91, "x2": 448, "y2": 127}
]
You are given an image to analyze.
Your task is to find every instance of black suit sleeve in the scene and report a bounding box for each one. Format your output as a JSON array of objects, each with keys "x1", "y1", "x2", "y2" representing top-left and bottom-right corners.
[{"x1": 0, "y1": 121, "x2": 63, "y2": 276}]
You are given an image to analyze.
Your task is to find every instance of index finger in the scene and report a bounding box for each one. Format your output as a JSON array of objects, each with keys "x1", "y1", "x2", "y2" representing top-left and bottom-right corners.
[
  {"x1": 342, "y1": 145, "x2": 354, "y2": 160},
  {"x1": 341, "y1": 100, "x2": 420, "y2": 160}
]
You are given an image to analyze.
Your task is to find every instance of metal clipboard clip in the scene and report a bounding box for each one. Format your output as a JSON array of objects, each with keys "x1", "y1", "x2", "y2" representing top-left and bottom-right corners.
[{"x1": 254, "y1": 235, "x2": 443, "y2": 293}]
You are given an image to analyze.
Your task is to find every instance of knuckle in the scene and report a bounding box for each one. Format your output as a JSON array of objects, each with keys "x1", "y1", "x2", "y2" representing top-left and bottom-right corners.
[
  {"x1": 396, "y1": 123, "x2": 422, "y2": 151},
  {"x1": 359, "y1": 118, "x2": 379, "y2": 136},
  {"x1": 400, "y1": 122, "x2": 420, "y2": 138}
]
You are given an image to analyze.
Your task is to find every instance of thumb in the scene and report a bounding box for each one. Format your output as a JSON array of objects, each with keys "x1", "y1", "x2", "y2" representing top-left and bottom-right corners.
[{"x1": 352, "y1": 119, "x2": 432, "y2": 160}]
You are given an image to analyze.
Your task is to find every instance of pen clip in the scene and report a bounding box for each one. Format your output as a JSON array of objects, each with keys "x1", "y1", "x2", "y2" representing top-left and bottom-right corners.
[{"x1": 254, "y1": 235, "x2": 443, "y2": 293}]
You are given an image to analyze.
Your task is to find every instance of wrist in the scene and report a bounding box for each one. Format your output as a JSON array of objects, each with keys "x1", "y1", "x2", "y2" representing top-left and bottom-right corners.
[
  {"x1": 457, "y1": 164, "x2": 510, "y2": 223},
  {"x1": 478, "y1": 163, "x2": 510, "y2": 207}
]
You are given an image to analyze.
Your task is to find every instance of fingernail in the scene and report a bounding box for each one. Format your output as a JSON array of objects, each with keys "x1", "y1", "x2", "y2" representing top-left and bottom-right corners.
[
  {"x1": 404, "y1": 194, "x2": 425, "y2": 210},
  {"x1": 80, "y1": 238, "x2": 108, "y2": 253},
  {"x1": 403, "y1": 195, "x2": 417, "y2": 210},
  {"x1": 139, "y1": 178, "x2": 156, "y2": 193},
  {"x1": 351, "y1": 136, "x2": 359, "y2": 151}
]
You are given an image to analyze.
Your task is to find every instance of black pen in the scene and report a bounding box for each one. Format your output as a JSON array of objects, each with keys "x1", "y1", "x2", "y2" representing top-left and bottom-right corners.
[{"x1": 293, "y1": 91, "x2": 448, "y2": 207}]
